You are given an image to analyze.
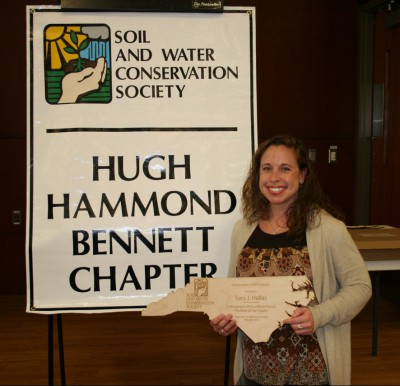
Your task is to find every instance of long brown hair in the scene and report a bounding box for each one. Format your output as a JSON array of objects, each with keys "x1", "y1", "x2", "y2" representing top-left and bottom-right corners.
[{"x1": 241, "y1": 135, "x2": 343, "y2": 236}]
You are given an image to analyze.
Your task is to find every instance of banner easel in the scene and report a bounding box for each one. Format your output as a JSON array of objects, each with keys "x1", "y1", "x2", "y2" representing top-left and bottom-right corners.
[
  {"x1": 43, "y1": 1, "x2": 229, "y2": 385},
  {"x1": 224, "y1": 335, "x2": 231, "y2": 385},
  {"x1": 47, "y1": 314, "x2": 231, "y2": 386},
  {"x1": 48, "y1": 315, "x2": 66, "y2": 386}
]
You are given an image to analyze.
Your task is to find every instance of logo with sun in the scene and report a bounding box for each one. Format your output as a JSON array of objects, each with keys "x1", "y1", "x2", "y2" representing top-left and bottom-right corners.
[{"x1": 44, "y1": 24, "x2": 112, "y2": 104}]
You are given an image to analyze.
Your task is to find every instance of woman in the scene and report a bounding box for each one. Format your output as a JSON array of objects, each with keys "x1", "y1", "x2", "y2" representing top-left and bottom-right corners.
[{"x1": 210, "y1": 135, "x2": 372, "y2": 385}]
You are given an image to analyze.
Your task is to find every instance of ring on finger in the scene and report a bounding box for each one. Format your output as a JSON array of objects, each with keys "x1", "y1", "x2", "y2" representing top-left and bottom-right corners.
[
  {"x1": 297, "y1": 324, "x2": 303, "y2": 330},
  {"x1": 221, "y1": 329, "x2": 225, "y2": 334}
]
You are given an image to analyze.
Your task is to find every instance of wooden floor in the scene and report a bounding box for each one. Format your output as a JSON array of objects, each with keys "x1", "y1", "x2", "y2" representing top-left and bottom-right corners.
[{"x1": 0, "y1": 294, "x2": 399, "y2": 385}]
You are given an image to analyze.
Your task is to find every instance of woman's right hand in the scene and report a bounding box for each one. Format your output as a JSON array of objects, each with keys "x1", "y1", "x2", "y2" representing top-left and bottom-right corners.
[{"x1": 210, "y1": 314, "x2": 238, "y2": 336}]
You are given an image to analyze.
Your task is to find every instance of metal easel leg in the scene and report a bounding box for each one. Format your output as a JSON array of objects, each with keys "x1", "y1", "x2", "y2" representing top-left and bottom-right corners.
[
  {"x1": 57, "y1": 315, "x2": 66, "y2": 385},
  {"x1": 48, "y1": 315, "x2": 54, "y2": 386},
  {"x1": 48, "y1": 315, "x2": 67, "y2": 385},
  {"x1": 224, "y1": 335, "x2": 231, "y2": 385}
]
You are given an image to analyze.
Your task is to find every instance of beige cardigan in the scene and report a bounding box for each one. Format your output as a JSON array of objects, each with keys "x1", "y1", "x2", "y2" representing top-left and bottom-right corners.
[{"x1": 228, "y1": 210, "x2": 372, "y2": 385}]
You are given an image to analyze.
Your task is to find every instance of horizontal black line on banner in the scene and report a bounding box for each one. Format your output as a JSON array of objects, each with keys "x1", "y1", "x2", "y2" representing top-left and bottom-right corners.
[{"x1": 46, "y1": 127, "x2": 238, "y2": 133}]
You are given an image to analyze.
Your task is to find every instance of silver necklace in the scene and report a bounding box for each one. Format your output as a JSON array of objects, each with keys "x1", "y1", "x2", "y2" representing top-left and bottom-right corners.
[
  {"x1": 272, "y1": 223, "x2": 285, "y2": 234},
  {"x1": 270, "y1": 218, "x2": 287, "y2": 234}
]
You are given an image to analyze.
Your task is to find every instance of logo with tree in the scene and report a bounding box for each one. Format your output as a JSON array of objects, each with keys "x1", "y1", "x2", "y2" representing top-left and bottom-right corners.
[{"x1": 44, "y1": 24, "x2": 112, "y2": 104}]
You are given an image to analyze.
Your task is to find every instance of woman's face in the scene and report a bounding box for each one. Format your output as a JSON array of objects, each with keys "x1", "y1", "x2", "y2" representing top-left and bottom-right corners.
[{"x1": 258, "y1": 145, "x2": 306, "y2": 210}]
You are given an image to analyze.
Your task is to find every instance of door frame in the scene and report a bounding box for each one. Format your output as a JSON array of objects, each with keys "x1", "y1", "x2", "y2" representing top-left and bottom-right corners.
[{"x1": 356, "y1": 0, "x2": 388, "y2": 224}]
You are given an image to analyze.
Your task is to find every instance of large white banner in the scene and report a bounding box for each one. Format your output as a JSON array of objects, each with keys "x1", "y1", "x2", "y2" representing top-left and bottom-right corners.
[{"x1": 26, "y1": 5, "x2": 257, "y2": 313}]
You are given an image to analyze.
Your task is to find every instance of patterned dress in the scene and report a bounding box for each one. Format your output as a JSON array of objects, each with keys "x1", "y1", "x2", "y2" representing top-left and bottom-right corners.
[{"x1": 236, "y1": 225, "x2": 329, "y2": 385}]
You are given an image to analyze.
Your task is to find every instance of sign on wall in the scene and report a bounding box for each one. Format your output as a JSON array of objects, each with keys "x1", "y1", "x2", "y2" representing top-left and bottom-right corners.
[{"x1": 26, "y1": 5, "x2": 257, "y2": 313}]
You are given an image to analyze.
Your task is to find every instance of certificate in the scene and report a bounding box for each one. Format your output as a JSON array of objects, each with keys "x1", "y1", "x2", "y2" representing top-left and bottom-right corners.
[{"x1": 142, "y1": 276, "x2": 314, "y2": 342}]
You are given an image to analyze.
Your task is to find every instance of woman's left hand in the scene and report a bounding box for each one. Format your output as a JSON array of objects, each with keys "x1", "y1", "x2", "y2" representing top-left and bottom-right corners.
[{"x1": 282, "y1": 306, "x2": 314, "y2": 335}]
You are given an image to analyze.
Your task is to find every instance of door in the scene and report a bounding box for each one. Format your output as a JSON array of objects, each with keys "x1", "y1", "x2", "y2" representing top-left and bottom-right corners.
[{"x1": 370, "y1": 10, "x2": 400, "y2": 227}]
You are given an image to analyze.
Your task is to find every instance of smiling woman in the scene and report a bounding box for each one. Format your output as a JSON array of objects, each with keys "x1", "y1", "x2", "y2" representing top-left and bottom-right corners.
[
  {"x1": 258, "y1": 144, "x2": 306, "y2": 228},
  {"x1": 209, "y1": 135, "x2": 372, "y2": 386}
]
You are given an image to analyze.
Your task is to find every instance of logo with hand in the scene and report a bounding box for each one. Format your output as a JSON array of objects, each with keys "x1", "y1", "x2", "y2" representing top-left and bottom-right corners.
[{"x1": 44, "y1": 24, "x2": 112, "y2": 104}]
